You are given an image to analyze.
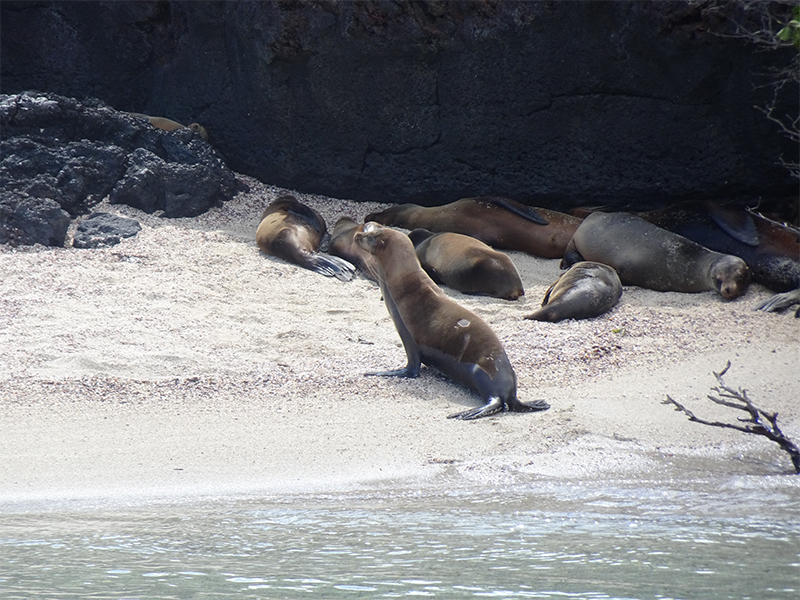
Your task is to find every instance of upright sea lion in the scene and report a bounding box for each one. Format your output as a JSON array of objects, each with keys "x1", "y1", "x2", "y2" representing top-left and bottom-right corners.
[
  {"x1": 525, "y1": 261, "x2": 622, "y2": 322},
  {"x1": 562, "y1": 212, "x2": 751, "y2": 299},
  {"x1": 328, "y1": 217, "x2": 378, "y2": 280},
  {"x1": 366, "y1": 196, "x2": 583, "y2": 259},
  {"x1": 354, "y1": 222, "x2": 550, "y2": 420},
  {"x1": 124, "y1": 112, "x2": 209, "y2": 142},
  {"x1": 407, "y1": 229, "x2": 524, "y2": 300},
  {"x1": 256, "y1": 196, "x2": 355, "y2": 281}
]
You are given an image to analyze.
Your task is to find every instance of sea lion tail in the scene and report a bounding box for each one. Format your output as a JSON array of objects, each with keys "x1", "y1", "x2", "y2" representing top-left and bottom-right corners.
[{"x1": 308, "y1": 253, "x2": 357, "y2": 281}]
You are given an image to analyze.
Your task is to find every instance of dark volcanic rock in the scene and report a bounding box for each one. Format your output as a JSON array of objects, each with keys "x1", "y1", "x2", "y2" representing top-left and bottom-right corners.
[
  {"x1": 72, "y1": 212, "x2": 142, "y2": 249},
  {"x1": 0, "y1": 91, "x2": 240, "y2": 246},
  {"x1": 0, "y1": 191, "x2": 71, "y2": 247},
  {"x1": 1, "y1": 1, "x2": 796, "y2": 209}
]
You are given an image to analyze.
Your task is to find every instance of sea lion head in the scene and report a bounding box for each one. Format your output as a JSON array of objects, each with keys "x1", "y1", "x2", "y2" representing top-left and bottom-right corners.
[
  {"x1": 354, "y1": 222, "x2": 387, "y2": 254},
  {"x1": 188, "y1": 122, "x2": 209, "y2": 142},
  {"x1": 710, "y1": 255, "x2": 751, "y2": 300}
]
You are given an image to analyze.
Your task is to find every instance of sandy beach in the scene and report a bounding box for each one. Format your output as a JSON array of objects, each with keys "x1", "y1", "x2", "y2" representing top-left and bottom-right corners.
[{"x1": 1, "y1": 174, "x2": 798, "y2": 506}]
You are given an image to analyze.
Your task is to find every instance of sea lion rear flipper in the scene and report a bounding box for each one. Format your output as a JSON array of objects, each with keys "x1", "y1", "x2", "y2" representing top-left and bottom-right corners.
[
  {"x1": 753, "y1": 288, "x2": 800, "y2": 315},
  {"x1": 708, "y1": 204, "x2": 759, "y2": 247},
  {"x1": 448, "y1": 397, "x2": 504, "y2": 420},
  {"x1": 447, "y1": 396, "x2": 550, "y2": 420},
  {"x1": 488, "y1": 198, "x2": 549, "y2": 226},
  {"x1": 307, "y1": 253, "x2": 356, "y2": 281}
]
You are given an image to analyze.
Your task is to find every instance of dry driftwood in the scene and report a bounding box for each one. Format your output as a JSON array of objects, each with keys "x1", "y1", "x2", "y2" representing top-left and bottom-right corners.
[{"x1": 664, "y1": 361, "x2": 800, "y2": 473}]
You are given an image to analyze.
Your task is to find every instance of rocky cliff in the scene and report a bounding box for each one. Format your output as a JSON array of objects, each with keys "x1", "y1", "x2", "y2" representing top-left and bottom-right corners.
[{"x1": 1, "y1": 0, "x2": 797, "y2": 208}]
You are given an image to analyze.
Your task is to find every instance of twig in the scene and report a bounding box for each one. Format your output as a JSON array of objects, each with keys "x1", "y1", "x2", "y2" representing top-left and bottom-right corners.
[{"x1": 663, "y1": 361, "x2": 800, "y2": 473}]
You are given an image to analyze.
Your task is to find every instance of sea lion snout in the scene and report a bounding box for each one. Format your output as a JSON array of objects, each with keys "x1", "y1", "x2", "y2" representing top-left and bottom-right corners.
[{"x1": 712, "y1": 256, "x2": 751, "y2": 300}]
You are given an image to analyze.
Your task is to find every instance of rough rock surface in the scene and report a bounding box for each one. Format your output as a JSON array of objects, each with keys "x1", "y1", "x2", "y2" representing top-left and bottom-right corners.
[
  {"x1": 0, "y1": 192, "x2": 70, "y2": 248},
  {"x1": 0, "y1": 91, "x2": 240, "y2": 246},
  {"x1": 1, "y1": 1, "x2": 796, "y2": 208},
  {"x1": 72, "y1": 212, "x2": 142, "y2": 249}
]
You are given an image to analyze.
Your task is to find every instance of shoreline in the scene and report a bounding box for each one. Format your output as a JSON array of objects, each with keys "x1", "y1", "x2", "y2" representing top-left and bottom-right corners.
[{"x1": 1, "y1": 175, "x2": 798, "y2": 508}]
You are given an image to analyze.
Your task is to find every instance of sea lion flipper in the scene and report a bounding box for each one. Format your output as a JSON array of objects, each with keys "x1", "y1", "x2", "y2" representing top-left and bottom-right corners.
[
  {"x1": 708, "y1": 204, "x2": 759, "y2": 247},
  {"x1": 365, "y1": 365, "x2": 420, "y2": 377},
  {"x1": 753, "y1": 288, "x2": 800, "y2": 314},
  {"x1": 488, "y1": 198, "x2": 549, "y2": 226},
  {"x1": 447, "y1": 397, "x2": 504, "y2": 420},
  {"x1": 448, "y1": 396, "x2": 550, "y2": 420},
  {"x1": 307, "y1": 253, "x2": 356, "y2": 281}
]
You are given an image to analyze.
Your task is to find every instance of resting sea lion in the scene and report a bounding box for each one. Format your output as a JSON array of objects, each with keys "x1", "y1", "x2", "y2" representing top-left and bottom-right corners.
[
  {"x1": 636, "y1": 201, "x2": 800, "y2": 294},
  {"x1": 354, "y1": 222, "x2": 550, "y2": 420},
  {"x1": 125, "y1": 112, "x2": 209, "y2": 142},
  {"x1": 366, "y1": 196, "x2": 582, "y2": 258},
  {"x1": 408, "y1": 229, "x2": 524, "y2": 300},
  {"x1": 562, "y1": 212, "x2": 750, "y2": 299},
  {"x1": 256, "y1": 196, "x2": 355, "y2": 281},
  {"x1": 525, "y1": 261, "x2": 622, "y2": 322},
  {"x1": 328, "y1": 217, "x2": 378, "y2": 280}
]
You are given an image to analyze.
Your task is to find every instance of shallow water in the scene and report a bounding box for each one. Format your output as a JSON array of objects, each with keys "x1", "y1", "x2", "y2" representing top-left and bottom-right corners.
[{"x1": 2, "y1": 477, "x2": 799, "y2": 600}]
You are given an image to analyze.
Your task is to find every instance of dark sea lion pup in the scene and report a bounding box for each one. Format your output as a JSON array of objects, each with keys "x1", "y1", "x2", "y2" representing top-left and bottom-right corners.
[
  {"x1": 562, "y1": 212, "x2": 750, "y2": 300},
  {"x1": 408, "y1": 229, "x2": 524, "y2": 300},
  {"x1": 354, "y1": 222, "x2": 549, "y2": 420},
  {"x1": 256, "y1": 196, "x2": 356, "y2": 281},
  {"x1": 525, "y1": 261, "x2": 622, "y2": 322}
]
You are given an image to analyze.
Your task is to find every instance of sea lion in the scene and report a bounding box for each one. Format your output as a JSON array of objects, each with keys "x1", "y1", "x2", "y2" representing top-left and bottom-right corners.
[
  {"x1": 328, "y1": 217, "x2": 378, "y2": 280},
  {"x1": 636, "y1": 201, "x2": 800, "y2": 292},
  {"x1": 525, "y1": 261, "x2": 622, "y2": 322},
  {"x1": 365, "y1": 196, "x2": 583, "y2": 259},
  {"x1": 407, "y1": 229, "x2": 524, "y2": 300},
  {"x1": 256, "y1": 196, "x2": 355, "y2": 281},
  {"x1": 124, "y1": 112, "x2": 209, "y2": 142},
  {"x1": 354, "y1": 222, "x2": 550, "y2": 420},
  {"x1": 562, "y1": 212, "x2": 751, "y2": 299}
]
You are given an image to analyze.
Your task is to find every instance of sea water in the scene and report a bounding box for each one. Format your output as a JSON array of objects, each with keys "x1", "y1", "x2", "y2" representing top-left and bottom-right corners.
[{"x1": 1, "y1": 476, "x2": 798, "y2": 600}]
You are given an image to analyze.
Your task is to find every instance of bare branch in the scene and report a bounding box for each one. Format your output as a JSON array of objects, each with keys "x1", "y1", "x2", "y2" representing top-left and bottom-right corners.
[{"x1": 664, "y1": 363, "x2": 800, "y2": 473}]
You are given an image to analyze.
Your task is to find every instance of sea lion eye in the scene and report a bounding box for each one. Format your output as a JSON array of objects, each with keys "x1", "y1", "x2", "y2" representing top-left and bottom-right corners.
[{"x1": 456, "y1": 318, "x2": 470, "y2": 328}]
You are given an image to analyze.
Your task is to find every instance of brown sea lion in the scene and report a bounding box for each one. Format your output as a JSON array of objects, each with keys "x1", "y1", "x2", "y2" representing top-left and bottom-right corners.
[
  {"x1": 125, "y1": 112, "x2": 209, "y2": 142},
  {"x1": 562, "y1": 212, "x2": 750, "y2": 299},
  {"x1": 407, "y1": 229, "x2": 524, "y2": 300},
  {"x1": 256, "y1": 196, "x2": 355, "y2": 281},
  {"x1": 328, "y1": 217, "x2": 378, "y2": 280},
  {"x1": 365, "y1": 196, "x2": 582, "y2": 259},
  {"x1": 636, "y1": 201, "x2": 800, "y2": 293},
  {"x1": 525, "y1": 261, "x2": 622, "y2": 322},
  {"x1": 353, "y1": 222, "x2": 549, "y2": 420}
]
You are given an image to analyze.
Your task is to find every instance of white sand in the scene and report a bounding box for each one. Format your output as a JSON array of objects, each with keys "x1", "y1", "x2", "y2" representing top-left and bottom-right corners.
[{"x1": 1, "y1": 174, "x2": 798, "y2": 505}]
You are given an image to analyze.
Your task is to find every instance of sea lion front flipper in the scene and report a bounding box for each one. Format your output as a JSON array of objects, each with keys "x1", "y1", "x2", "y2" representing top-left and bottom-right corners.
[
  {"x1": 708, "y1": 203, "x2": 759, "y2": 247},
  {"x1": 365, "y1": 281, "x2": 423, "y2": 377},
  {"x1": 487, "y1": 198, "x2": 549, "y2": 226},
  {"x1": 306, "y1": 253, "x2": 356, "y2": 281},
  {"x1": 754, "y1": 288, "x2": 800, "y2": 316}
]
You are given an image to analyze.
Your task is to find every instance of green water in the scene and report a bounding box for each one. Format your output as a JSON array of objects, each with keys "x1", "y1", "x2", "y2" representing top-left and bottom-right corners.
[{"x1": 1, "y1": 477, "x2": 798, "y2": 599}]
